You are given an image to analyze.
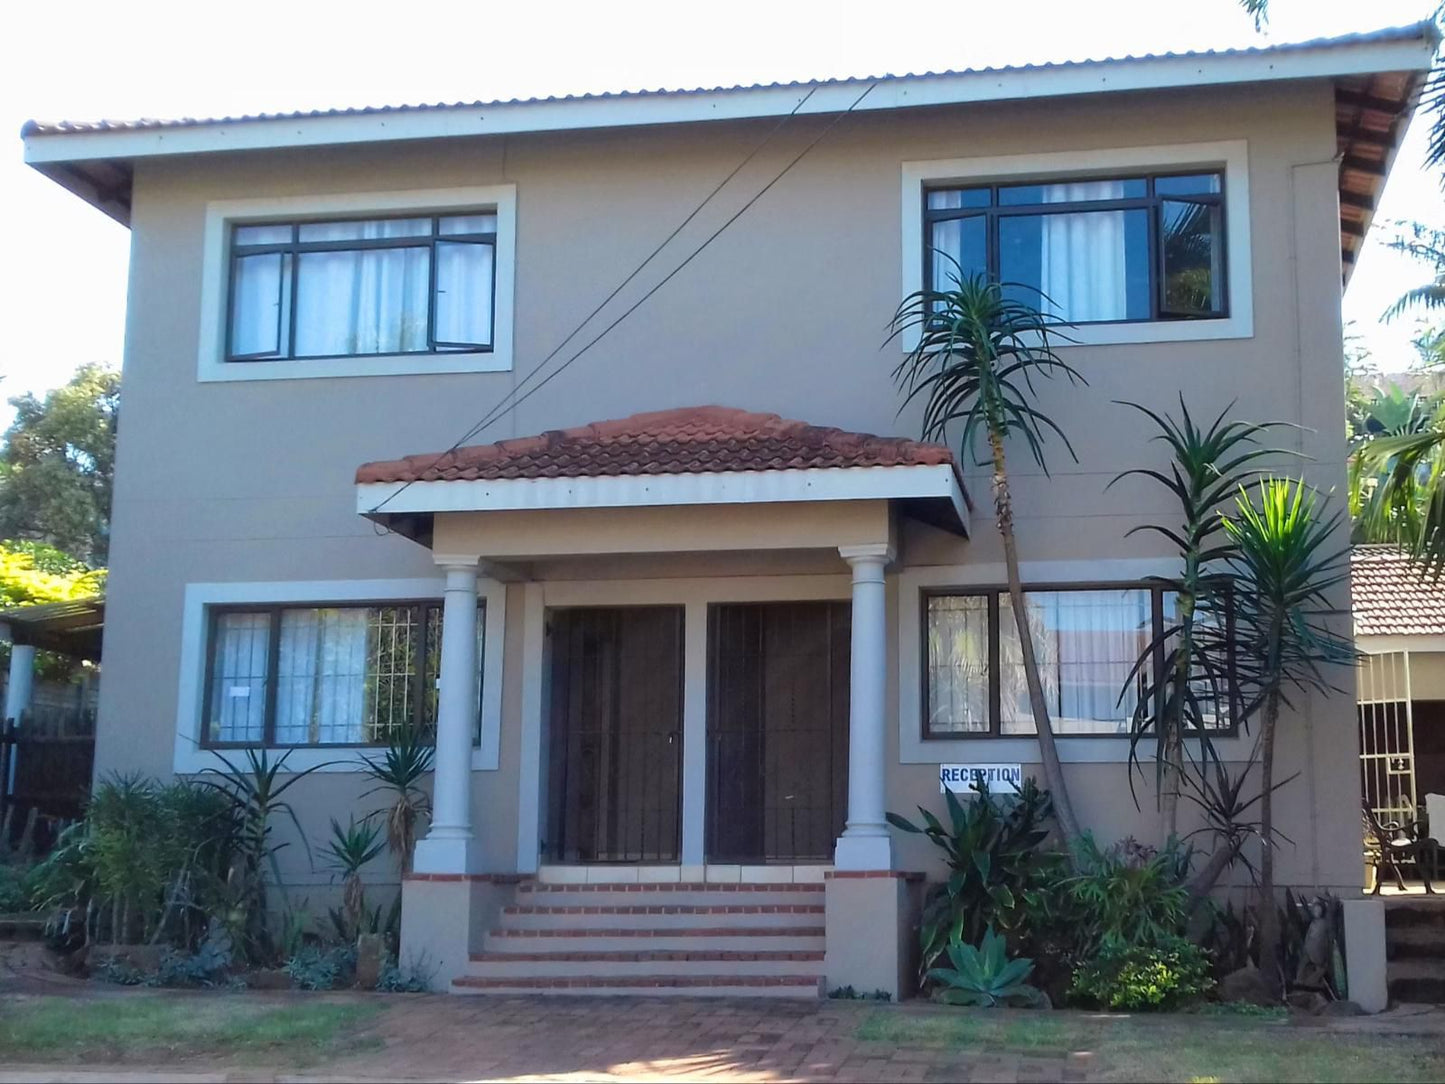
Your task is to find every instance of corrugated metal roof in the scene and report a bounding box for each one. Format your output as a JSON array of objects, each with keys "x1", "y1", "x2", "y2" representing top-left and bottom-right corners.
[{"x1": 21, "y1": 23, "x2": 1436, "y2": 138}]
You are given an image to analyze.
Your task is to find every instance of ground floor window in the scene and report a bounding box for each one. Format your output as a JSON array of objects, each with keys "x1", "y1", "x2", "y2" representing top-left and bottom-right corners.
[
  {"x1": 925, "y1": 584, "x2": 1233, "y2": 739},
  {"x1": 203, "y1": 601, "x2": 483, "y2": 747}
]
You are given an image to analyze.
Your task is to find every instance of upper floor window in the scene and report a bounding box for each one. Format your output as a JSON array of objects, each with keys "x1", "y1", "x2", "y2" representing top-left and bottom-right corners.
[
  {"x1": 227, "y1": 213, "x2": 497, "y2": 362},
  {"x1": 924, "y1": 172, "x2": 1225, "y2": 325}
]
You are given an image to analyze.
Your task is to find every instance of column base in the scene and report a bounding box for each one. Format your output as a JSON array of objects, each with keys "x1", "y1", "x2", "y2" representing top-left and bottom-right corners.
[
  {"x1": 833, "y1": 832, "x2": 894, "y2": 872},
  {"x1": 1342, "y1": 898, "x2": 1387, "y2": 1013},
  {"x1": 824, "y1": 872, "x2": 922, "y2": 1001},
  {"x1": 412, "y1": 834, "x2": 477, "y2": 876},
  {"x1": 399, "y1": 878, "x2": 475, "y2": 991}
]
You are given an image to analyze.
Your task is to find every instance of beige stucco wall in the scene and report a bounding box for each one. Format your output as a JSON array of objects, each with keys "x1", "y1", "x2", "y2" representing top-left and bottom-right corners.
[{"x1": 96, "y1": 77, "x2": 1358, "y2": 892}]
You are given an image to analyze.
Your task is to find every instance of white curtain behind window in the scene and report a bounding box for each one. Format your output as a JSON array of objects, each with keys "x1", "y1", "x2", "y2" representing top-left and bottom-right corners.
[
  {"x1": 275, "y1": 609, "x2": 369, "y2": 744},
  {"x1": 293, "y1": 221, "x2": 431, "y2": 357},
  {"x1": 1039, "y1": 181, "x2": 1128, "y2": 323}
]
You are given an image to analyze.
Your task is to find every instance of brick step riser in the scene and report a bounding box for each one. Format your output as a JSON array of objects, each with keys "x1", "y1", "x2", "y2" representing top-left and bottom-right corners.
[
  {"x1": 1384, "y1": 908, "x2": 1445, "y2": 930},
  {"x1": 483, "y1": 931, "x2": 825, "y2": 954},
  {"x1": 499, "y1": 909, "x2": 822, "y2": 930},
  {"x1": 1387, "y1": 938, "x2": 1445, "y2": 960},
  {"x1": 451, "y1": 978, "x2": 823, "y2": 999},
  {"x1": 1388, "y1": 977, "x2": 1445, "y2": 1003},
  {"x1": 465, "y1": 956, "x2": 822, "y2": 979},
  {"x1": 514, "y1": 886, "x2": 823, "y2": 908}
]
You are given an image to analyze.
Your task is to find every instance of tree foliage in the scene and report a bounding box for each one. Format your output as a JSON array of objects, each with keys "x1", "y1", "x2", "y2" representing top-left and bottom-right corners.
[
  {"x1": 0, "y1": 540, "x2": 105, "y2": 610},
  {"x1": 0, "y1": 364, "x2": 119, "y2": 566}
]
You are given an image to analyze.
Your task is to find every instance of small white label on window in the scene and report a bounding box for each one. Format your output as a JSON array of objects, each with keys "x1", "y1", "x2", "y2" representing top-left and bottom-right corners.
[{"x1": 228, "y1": 686, "x2": 252, "y2": 698}]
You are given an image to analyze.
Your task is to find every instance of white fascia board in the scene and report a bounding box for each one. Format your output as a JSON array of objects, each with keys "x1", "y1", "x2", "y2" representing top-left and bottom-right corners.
[
  {"x1": 23, "y1": 37, "x2": 1435, "y2": 167},
  {"x1": 357, "y1": 464, "x2": 968, "y2": 533}
]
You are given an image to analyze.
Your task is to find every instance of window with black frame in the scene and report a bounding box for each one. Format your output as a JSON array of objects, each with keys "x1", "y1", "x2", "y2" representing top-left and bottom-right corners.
[
  {"x1": 924, "y1": 584, "x2": 1235, "y2": 739},
  {"x1": 226, "y1": 213, "x2": 497, "y2": 362},
  {"x1": 923, "y1": 173, "x2": 1225, "y2": 325},
  {"x1": 203, "y1": 601, "x2": 484, "y2": 747}
]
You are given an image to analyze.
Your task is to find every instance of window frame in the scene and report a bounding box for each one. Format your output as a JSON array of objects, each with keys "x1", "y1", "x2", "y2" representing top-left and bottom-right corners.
[
  {"x1": 921, "y1": 171, "x2": 1228, "y2": 326},
  {"x1": 196, "y1": 185, "x2": 517, "y2": 383},
  {"x1": 199, "y1": 598, "x2": 481, "y2": 750},
  {"x1": 899, "y1": 142, "x2": 1253, "y2": 349},
  {"x1": 223, "y1": 213, "x2": 499, "y2": 364},
  {"x1": 920, "y1": 580, "x2": 1239, "y2": 741}
]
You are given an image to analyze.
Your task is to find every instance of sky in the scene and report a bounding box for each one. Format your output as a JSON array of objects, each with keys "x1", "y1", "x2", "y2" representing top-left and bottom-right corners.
[{"x1": 0, "y1": 0, "x2": 1441, "y2": 418}]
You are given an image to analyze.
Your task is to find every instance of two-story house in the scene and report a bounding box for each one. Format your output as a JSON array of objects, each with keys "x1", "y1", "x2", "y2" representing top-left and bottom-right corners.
[{"x1": 21, "y1": 23, "x2": 1435, "y2": 998}]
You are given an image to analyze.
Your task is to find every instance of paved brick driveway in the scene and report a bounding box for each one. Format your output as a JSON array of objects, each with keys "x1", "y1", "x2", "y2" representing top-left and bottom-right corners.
[{"x1": 318, "y1": 995, "x2": 1088, "y2": 1083}]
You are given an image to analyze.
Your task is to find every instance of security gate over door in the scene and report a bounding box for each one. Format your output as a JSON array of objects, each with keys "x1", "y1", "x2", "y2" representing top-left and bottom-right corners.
[
  {"x1": 707, "y1": 601, "x2": 850, "y2": 862},
  {"x1": 545, "y1": 606, "x2": 683, "y2": 863},
  {"x1": 1358, "y1": 650, "x2": 1417, "y2": 823}
]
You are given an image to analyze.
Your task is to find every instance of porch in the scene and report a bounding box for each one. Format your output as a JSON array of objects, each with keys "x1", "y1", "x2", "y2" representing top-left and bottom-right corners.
[{"x1": 353, "y1": 407, "x2": 968, "y2": 995}]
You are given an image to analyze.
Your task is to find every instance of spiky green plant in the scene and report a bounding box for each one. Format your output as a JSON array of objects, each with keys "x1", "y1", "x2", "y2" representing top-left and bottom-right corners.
[
  {"x1": 361, "y1": 724, "x2": 434, "y2": 875},
  {"x1": 890, "y1": 267, "x2": 1085, "y2": 843},
  {"x1": 202, "y1": 748, "x2": 329, "y2": 961},
  {"x1": 321, "y1": 816, "x2": 386, "y2": 941},
  {"x1": 926, "y1": 927, "x2": 1046, "y2": 1007},
  {"x1": 1222, "y1": 479, "x2": 1354, "y2": 995},
  {"x1": 1352, "y1": 396, "x2": 1445, "y2": 577},
  {"x1": 1110, "y1": 399, "x2": 1285, "y2": 837}
]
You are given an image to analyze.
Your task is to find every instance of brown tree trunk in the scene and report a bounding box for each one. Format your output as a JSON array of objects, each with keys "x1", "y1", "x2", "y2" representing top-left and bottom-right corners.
[
  {"x1": 989, "y1": 430, "x2": 1082, "y2": 846},
  {"x1": 1256, "y1": 686, "x2": 1283, "y2": 997}
]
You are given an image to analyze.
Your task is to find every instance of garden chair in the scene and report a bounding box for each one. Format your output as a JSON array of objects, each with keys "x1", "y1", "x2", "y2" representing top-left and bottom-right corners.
[{"x1": 1363, "y1": 804, "x2": 1436, "y2": 895}]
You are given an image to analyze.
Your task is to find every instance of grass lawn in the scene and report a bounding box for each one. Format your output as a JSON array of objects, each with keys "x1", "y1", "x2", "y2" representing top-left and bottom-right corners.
[
  {"x1": 0, "y1": 992, "x2": 383, "y2": 1065},
  {"x1": 856, "y1": 1008, "x2": 1445, "y2": 1083}
]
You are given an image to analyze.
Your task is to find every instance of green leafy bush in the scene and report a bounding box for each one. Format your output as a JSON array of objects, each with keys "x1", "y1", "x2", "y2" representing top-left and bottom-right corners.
[
  {"x1": 888, "y1": 778, "x2": 1053, "y2": 981},
  {"x1": 0, "y1": 861, "x2": 38, "y2": 912},
  {"x1": 1066, "y1": 834, "x2": 1192, "y2": 952},
  {"x1": 926, "y1": 928, "x2": 1047, "y2": 1008},
  {"x1": 376, "y1": 951, "x2": 437, "y2": 993},
  {"x1": 1071, "y1": 936, "x2": 1215, "y2": 1010}
]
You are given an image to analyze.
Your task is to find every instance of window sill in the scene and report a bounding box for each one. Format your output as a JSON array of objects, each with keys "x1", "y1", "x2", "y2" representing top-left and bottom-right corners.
[
  {"x1": 176, "y1": 744, "x2": 493, "y2": 774},
  {"x1": 903, "y1": 734, "x2": 1255, "y2": 765},
  {"x1": 198, "y1": 350, "x2": 511, "y2": 383}
]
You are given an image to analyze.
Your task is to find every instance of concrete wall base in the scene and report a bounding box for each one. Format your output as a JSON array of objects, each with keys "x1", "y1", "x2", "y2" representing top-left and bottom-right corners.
[
  {"x1": 824, "y1": 873, "x2": 922, "y2": 1001},
  {"x1": 1342, "y1": 897, "x2": 1388, "y2": 1013},
  {"x1": 399, "y1": 876, "x2": 513, "y2": 991}
]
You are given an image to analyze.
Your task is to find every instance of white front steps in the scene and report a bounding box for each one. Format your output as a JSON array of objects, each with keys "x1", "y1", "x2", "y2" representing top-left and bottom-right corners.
[{"x1": 453, "y1": 881, "x2": 826, "y2": 997}]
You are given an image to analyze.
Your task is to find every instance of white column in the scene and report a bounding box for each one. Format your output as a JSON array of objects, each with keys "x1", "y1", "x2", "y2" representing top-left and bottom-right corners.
[
  {"x1": 834, "y1": 543, "x2": 894, "y2": 871},
  {"x1": 4, "y1": 641, "x2": 36, "y2": 725},
  {"x1": 414, "y1": 562, "x2": 480, "y2": 875}
]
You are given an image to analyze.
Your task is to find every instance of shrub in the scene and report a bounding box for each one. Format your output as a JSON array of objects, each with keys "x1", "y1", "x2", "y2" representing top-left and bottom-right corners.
[
  {"x1": 1071, "y1": 936, "x2": 1215, "y2": 1011},
  {"x1": 377, "y1": 951, "x2": 437, "y2": 993},
  {"x1": 887, "y1": 778, "x2": 1054, "y2": 981},
  {"x1": 0, "y1": 861, "x2": 37, "y2": 912}
]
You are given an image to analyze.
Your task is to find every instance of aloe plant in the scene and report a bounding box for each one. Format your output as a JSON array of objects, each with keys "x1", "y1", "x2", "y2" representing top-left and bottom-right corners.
[
  {"x1": 1109, "y1": 399, "x2": 1285, "y2": 836},
  {"x1": 361, "y1": 724, "x2": 434, "y2": 875},
  {"x1": 322, "y1": 815, "x2": 386, "y2": 941},
  {"x1": 891, "y1": 267, "x2": 1085, "y2": 844},
  {"x1": 1223, "y1": 479, "x2": 1353, "y2": 994},
  {"x1": 926, "y1": 927, "x2": 1046, "y2": 1008}
]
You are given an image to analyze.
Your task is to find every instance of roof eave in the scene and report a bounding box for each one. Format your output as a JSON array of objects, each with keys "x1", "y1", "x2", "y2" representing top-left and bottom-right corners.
[{"x1": 22, "y1": 28, "x2": 1438, "y2": 224}]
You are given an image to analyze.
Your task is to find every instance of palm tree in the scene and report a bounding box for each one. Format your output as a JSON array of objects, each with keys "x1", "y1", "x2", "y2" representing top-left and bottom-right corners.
[
  {"x1": 1384, "y1": 225, "x2": 1445, "y2": 324},
  {"x1": 1223, "y1": 480, "x2": 1353, "y2": 995},
  {"x1": 891, "y1": 271, "x2": 1085, "y2": 843},
  {"x1": 1352, "y1": 393, "x2": 1445, "y2": 577}
]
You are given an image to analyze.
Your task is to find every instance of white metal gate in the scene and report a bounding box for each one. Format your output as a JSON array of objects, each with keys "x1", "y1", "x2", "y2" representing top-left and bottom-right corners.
[{"x1": 1357, "y1": 650, "x2": 1418, "y2": 823}]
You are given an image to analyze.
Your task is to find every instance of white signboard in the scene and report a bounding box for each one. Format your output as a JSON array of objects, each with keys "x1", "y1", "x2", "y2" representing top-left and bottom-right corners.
[{"x1": 940, "y1": 763, "x2": 1023, "y2": 794}]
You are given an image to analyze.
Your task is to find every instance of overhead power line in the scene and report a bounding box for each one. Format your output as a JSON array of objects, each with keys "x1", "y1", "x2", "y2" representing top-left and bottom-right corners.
[{"x1": 369, "y1": 80, "x2": 877, "y2": 518}]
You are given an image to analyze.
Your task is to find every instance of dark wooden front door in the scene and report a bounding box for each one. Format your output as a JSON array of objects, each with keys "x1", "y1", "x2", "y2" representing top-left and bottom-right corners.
[
  {"x1": 706, "y1": 601, "x2": 850, "y2": 862},
  {"x1": 545, "y1": 606, "x2": 684, "y2": 863}
]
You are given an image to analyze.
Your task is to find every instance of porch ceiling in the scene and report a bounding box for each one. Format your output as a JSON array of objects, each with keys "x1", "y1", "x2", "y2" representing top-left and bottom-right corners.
[
  {"x1": 356, "y1": 406, "x2": 971, "y2": 547},
  {"x1": 0, "y1": 595, "x2": 105, "y2": 661}
]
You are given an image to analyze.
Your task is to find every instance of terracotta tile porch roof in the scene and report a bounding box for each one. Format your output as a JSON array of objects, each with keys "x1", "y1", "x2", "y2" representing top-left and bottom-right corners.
[
  {"x1": 1352, "y1": 545, "x2": 1445, "y2": 637},
  {"x1": 355, "y1": 406, "x2": 963, "y2": 488}
]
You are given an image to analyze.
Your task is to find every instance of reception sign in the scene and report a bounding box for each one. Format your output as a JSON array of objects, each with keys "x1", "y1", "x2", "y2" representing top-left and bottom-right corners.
[{"x1": 939, "y1": 763, "x2": 1023, "y2": 794}]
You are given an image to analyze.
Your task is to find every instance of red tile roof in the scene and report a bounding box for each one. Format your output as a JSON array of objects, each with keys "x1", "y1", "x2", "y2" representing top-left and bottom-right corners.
[
  {"x1": 1352, "y1": 545, "x2": 1445, "y2": 637},
  {"x1": 355, "y1": 406, "x2": 958, "y2": 485}
]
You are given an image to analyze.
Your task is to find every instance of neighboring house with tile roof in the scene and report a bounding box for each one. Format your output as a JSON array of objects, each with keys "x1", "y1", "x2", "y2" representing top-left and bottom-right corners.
[
  {"x1": 19, "y1": 25, "x2": 1436, "y2": 999},
  {"x1": 1354, "y1": 545, "x2": 1445, "y2": 830}
]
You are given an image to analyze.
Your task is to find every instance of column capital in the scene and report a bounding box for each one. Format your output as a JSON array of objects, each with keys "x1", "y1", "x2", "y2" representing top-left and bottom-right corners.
[
  {"x1": 434, "y1": 555, "x2": 480, "y2": 574},
  {"x1": 838, "y1": 543, "x2": 894, "y2": 568}
]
